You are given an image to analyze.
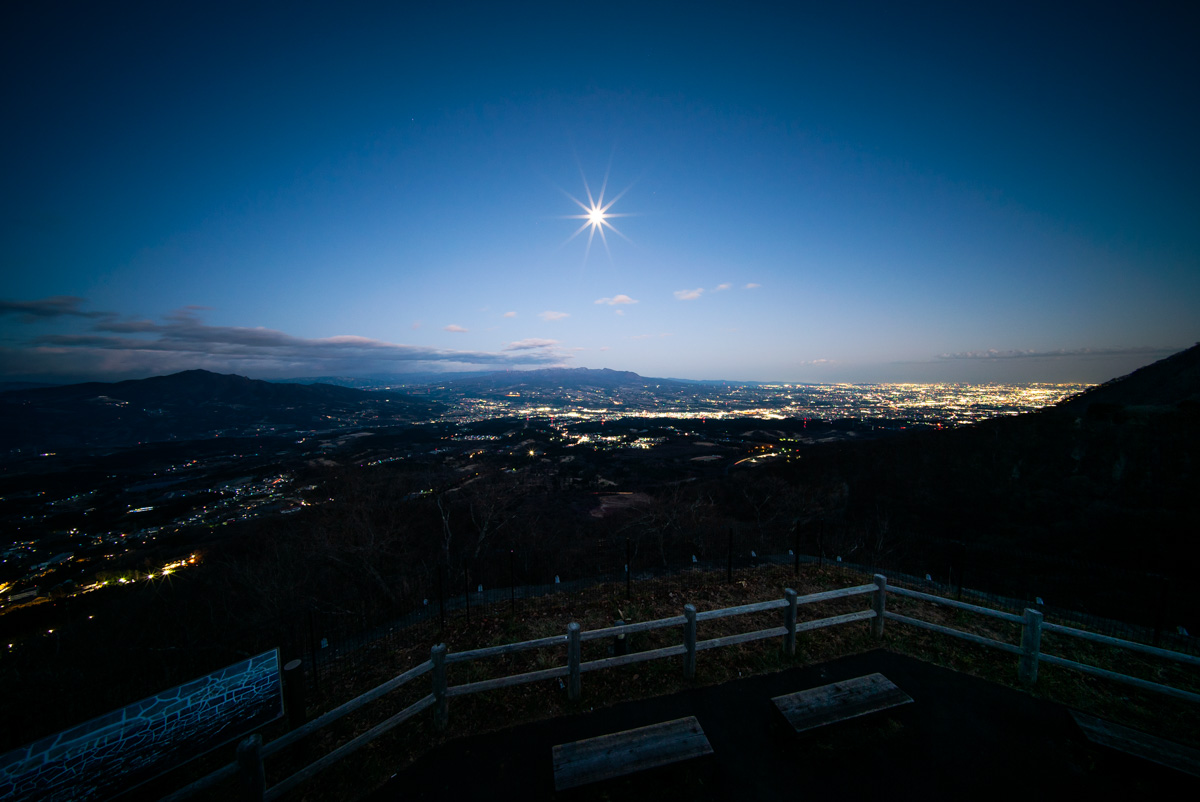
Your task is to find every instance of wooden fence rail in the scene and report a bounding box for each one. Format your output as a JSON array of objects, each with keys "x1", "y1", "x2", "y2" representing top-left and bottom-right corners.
[{"x1": 167, "y1": 574, "x2": 1199, "y2": 801}]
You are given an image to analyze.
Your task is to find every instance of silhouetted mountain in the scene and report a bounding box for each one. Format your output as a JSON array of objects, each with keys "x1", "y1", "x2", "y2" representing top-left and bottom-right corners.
[
  {"x1": 0, "y1": 370, "x2": 438, "y2": 451},
  {"x1": 1055, "y1": 343, "x2": 1200, "y2": 413},
  {"x1": 0, "y1": 381, "x2": 60, "y2": 393},
  {"x1": 783, "y1": 344, "x2": 1200, "y2": 580}
]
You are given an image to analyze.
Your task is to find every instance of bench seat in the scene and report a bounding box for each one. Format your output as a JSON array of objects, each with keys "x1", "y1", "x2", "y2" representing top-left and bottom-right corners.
[
  {"x1": 552, "y1": 715, "x2": 714, "y2": 791},
  {"x1": 772, "y1": 672, "x2": 913, "y2": 733},
  {"x1": 1072, "y1": 710, "x2": 1200, "y2": 778}
]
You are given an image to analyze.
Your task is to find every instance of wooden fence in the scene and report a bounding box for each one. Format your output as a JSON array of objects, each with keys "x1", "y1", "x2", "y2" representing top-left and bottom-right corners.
[{"x1": 164, "y1": 574, "x2": 1200, "y2": 801}]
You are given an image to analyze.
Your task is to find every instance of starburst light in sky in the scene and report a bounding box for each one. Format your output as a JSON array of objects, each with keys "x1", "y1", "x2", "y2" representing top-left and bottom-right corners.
[{"x1": 562, "y1": 168, "x2": 633, "y2": 263}]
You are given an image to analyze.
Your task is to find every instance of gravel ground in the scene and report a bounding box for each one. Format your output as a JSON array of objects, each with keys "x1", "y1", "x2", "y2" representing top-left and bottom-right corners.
[{"x1": 368, "y1": 649, "x2": 1194, "y2": 801}]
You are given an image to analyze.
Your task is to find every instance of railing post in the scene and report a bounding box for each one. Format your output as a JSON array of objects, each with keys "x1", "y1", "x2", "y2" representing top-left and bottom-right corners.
[
  {"x1": 793, "y1": 526, "x2": 800, "y2": 576},
  {"x1": 567, "y1": 622, "x2": 582, "y2": 701},
  {"x1": 784, "y1": 589, "x2": 798, "y2": 656},
  {"x1": 1019, "y1": 608, "x2": 1043, "y2": 685},
  {"x1": 625, "y1": 538, "x2": 632, "y2": 600},
  {"x1": 437, "y1": 564, "x2": 446, "y2": 633},
  {"x1": 282, "y1": 658, "x2": 307, "y2": 730},
  {"x1": 683, "y1": 604, "x2": 697, "y2": 680},
  {"x1": 235, "y1": 734, "x2": 265, "y2": 802},
  {"x1": 431, "y1": 643, "x2": 448, "y2": 730},
  {"x1": 307, "y1": 610, "x2": 321, "y2": 696},
  {"x1": 872, "y1": 574, "x2": 887, "y2": 638},
  {"x1": 464, "y1": 569, "x2": 470, "y2": 624},
  {"x1": 726, "y1": 529, "x2": 733, "y2": 583}
]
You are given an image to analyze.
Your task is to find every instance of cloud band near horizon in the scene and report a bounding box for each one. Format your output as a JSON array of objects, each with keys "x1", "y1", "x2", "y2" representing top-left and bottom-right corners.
[
  {"x1": 937, "y1": 346, "x2": 1183, "y2": 360},
  {"x1": 0, "y1": 302, "x2": 568, "y2": 381}
]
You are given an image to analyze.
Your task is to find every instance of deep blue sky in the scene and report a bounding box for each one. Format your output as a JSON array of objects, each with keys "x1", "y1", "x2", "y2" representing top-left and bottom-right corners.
[{"x1": 2, "y1": 1, "x2": 1196, "y2": 384}]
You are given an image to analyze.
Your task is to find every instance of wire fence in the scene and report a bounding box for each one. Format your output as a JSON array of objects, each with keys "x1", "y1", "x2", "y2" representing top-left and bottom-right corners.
[
  {"x1": 5, "y1": 523, "x2": 1194, "y2": 756},
  {"x1": 282, "y1": 528, "x2": 1199, "y2": 702}
]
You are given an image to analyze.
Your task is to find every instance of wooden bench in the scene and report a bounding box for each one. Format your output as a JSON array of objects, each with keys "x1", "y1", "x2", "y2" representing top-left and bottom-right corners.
[
  {"x1": 772, "y1": 672, "x2": 913, "y2": 733},
  {"x1": 1072, "y1": 710, "x2": 1200, "y2": 778},
  {"x1": 552, "y1": 715, "x2": 714, "y2": 791}
]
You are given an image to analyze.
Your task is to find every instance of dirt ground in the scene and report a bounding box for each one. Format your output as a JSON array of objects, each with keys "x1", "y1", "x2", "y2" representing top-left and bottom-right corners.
[{"x1": 367, "y1": 649, "x2": 1195, "y2": 801}]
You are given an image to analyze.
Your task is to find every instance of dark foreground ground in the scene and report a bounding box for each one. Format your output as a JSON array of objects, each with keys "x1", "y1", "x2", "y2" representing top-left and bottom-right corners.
[{"x1": 369, "y1": 650, "x2": 1195, "y2": 801}]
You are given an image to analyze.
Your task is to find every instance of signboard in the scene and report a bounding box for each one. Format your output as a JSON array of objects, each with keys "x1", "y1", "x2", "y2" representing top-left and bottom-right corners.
[{"x1": 0, "y1": 649, "x2": 284, "y2": 802}]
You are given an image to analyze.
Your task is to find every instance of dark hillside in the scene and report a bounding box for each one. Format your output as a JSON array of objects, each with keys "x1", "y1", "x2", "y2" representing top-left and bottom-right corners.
[
  {"x1": 1056, "y1": 343, "x2": 1200, "y2": 412},
  {"x1": 0, "y1": 370, "x2": 438, "y2": 450},
  {"x1": 4, "y1": 369, "x2": 366, "y2": 406},
  {"x1": 779, "y1": 345, "x2": 1200, "y2": 621}
]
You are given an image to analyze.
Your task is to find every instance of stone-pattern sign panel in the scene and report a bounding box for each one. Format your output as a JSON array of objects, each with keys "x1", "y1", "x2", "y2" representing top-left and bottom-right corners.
[{"x1": 0, "y1": 649, "x2": 283, "y2": 802}]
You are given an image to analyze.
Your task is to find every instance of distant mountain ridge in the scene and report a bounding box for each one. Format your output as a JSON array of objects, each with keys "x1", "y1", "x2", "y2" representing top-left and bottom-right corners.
[
  {"x1": 7, "y1": 369, "x2": 373, "y2": 406},
  {"x1": 443, "y1": 367, "x2": 683, "y2": 391},
  {"x1": 0, "y1": 369, "x2": 436, "y2": 451}
]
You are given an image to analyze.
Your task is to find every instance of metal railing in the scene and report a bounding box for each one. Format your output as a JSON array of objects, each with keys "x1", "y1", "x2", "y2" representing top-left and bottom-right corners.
[{"x1": 166, "y1": 574, "x2": 1200, "y2": 801}]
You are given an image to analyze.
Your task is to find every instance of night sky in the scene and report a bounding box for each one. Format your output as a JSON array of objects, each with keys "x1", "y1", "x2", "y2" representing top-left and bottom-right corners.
[{"x1": 3, "y1": 2, "x2": 1197, "y2": 384}]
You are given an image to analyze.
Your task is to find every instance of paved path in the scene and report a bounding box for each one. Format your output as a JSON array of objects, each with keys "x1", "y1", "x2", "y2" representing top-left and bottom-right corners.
[{"x1": 369, "y1": 650, "x2": 1194, "y2": 800}]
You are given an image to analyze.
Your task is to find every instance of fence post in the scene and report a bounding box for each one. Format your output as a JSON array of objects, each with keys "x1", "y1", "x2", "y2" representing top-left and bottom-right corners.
[
  {"x1": 1152, "y1": 576, "x2": 1167, "y2": 647},
  {"x1": 953, "y1": 541, "x2": 966, "y2": 601},
  {"x1": 793, "y1": 525, "x2": 800, "y2": 576},
  {"x1": 784, "y1": 589, "x2": 798, "y2": 656},
  {"x1": 872, "y1": 574, "x2": 887, "y2": 638},
  {"x1": 683, "y1": 604, "x2": 697, "y2": 680},
  {"x1": 1019, "y1": 608, "x2": 1043, "y2": 685},
  {"x1": 235, "y1": 734, "x2": 265, "y2": 802},
  {"x1": 625, "y1": 538, "x2": 632, "y2": 601},
  {"x1": 726, "y1": 529, "x2": 733, "y2": 583},
  {"x1": 437, "y1": 564, "x2": 446, "y2": 633},
  {"x1": 307, "y1": 610, "x2": 321, "y2": 696},
  {"x1": 567, "y1": 623, "x2": 582, "y2": 701},
  {"x1": 282, "y1": 658, "x2": 306, "y2": 730},
  {"x1": 464, "y1": 568, "x2": 470, "y2": 625},
  {"x1": 431, "y1": 643, "x2": 448, "y2": 730}
]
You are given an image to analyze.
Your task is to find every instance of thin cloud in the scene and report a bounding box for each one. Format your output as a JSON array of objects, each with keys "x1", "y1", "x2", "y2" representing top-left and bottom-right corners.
[
  {"x1": 539, "y1": 310, "x2": 570, "y2": 321},
  {"x1": 8, "y1": 306, "x2": 567, "y2": 380},
  {"x1": 594, "y1": 294, "x2": 638, "y2": 305},
  {"x1": 673, "y1": 288, "x2": 704, "y2": 301},
  {"x1": 93, "y1": 319, "x2": 160, "y2": 333},
  {"x1": 444, "y1": 324, "x2": 469, "y2": 333},
  {"x1": 615, "y1": 309, "x2": 626, "y2": 316},
  {"x1": 713, "y1": 283, "x2": 732, "y2": 291},
  {"x1": 0, "y1": 295, "x2": 107, "y2": 320},
  {"x1": 744, "y1": 283, "x2": 761, "y2": 289},
  {"x1": 937, "y1": 346, "x2": 1178, "y2": 360},
  {"x1": 503, "y1": 311, "x2": 517, "y2": 318},
  {"x1": 503, "y1": 338, "x2": 559, "y2": 351}
]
